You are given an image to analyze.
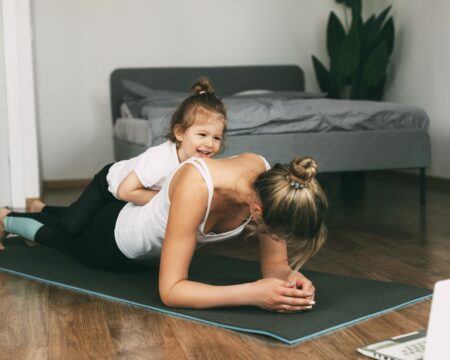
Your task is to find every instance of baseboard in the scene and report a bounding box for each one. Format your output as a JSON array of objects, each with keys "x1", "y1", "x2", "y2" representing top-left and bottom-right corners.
[{"x1": 43, "y1": 179, "x2": 90, "y2": 190}]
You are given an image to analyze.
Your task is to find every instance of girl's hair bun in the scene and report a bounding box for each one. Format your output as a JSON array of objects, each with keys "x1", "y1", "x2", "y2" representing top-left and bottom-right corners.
[
  {"x1": 191, "y1": 76, "x2": 215, "y2": 95},
  {"x1": 289, "y1": 156, "x2": 318, "y2": 183}
]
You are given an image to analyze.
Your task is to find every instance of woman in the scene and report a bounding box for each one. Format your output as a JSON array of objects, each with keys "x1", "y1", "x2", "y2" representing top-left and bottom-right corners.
[{"x1": 0, "y1": 153, "x2": 328, "y2": 313}]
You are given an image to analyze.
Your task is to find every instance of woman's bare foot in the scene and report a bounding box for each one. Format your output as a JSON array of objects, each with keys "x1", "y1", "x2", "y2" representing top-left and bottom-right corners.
[
  {"x1": 29, "y1": 199, "x2": 46, "y2": 213},
  {"x1": 0, "y1": 207, "x2": 12, "y2": 250}
]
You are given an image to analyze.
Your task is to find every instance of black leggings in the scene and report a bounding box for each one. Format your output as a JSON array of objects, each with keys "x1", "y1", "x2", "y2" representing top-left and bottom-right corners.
[
  {"x1": 9, "y1": 200, "x2": 129, "y2": 270},
  {"x1": 43, "y1": 163, "x2": 117, "y2": 236}
]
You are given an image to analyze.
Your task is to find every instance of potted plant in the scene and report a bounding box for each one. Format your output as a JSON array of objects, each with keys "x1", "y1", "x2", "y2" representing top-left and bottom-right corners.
[{"x1": 312, "y1": 0, "x2": 394, "y2": 100}]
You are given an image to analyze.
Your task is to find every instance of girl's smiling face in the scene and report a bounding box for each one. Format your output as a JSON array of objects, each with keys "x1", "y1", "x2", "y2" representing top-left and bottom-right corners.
[{"x1": 174, "y1": 107, "x2": 225, "y2": 162}]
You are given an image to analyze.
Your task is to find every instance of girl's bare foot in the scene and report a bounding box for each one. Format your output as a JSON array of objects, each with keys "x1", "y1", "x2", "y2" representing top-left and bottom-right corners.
[
  {"x1": 0, "y1": 207, "x2": 12, "y2": 250},
  {"x1": 29, "y1": 199, "x2": 46, "y2": 212}
]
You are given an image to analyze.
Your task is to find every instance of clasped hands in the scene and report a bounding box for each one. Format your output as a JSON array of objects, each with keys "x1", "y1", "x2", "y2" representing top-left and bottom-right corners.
[{"x1": 253, "y1": 272, "x2": 315, "y2": 314}]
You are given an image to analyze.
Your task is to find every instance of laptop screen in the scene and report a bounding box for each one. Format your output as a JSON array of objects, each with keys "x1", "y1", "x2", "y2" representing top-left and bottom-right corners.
[{"x1": 424, "y1": 279, "x2": 450, "y2": 359}]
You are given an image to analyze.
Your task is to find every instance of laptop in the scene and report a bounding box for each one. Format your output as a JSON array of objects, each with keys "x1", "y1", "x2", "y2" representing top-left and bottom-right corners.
[{"x1": 357, "y1": 279, "x2": 450, "y2": 360}]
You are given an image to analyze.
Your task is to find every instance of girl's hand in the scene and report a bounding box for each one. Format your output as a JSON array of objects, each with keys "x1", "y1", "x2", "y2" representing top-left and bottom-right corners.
[
  {"x1": 250, "y1": 278, "x2": 315, "y2": 313},
  {"x1": 117, "y1": 171, "x2": 158, "y2": 206},
  {"x1": 287, "y1": 272, "x2": 316, "y2": 302}
]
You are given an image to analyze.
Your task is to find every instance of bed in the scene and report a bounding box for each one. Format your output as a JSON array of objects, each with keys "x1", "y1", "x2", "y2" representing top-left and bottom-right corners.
[{"x1": 110, "y1": 65, "x2": 430, "y2": 205}]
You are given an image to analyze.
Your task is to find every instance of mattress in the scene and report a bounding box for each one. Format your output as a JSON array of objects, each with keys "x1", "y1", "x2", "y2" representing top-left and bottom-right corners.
[{"x1": 115, "y1": 100, "x2": 430, "y2": 147}]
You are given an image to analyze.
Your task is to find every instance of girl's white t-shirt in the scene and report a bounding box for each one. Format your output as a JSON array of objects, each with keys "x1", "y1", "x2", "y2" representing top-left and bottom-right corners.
[{"x1": 106, "y1": 141, "x2": 179, "y2": 198}]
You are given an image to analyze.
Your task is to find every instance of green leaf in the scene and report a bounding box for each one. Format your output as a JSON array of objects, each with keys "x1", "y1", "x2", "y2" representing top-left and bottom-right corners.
[
  {"x1": 336, "y1": 0, "x2": 353, "y2": 8},
  {"x1": 327, "y1": 12, "x2": 346, "y2": 59},
  {"x1": 367, "y1": 76, "x2": 386, "y2": 100},
  {"x1": 350, "y1": 69, "x2": 364, "y2": 99},
  {"x1": 329, "y1": 61, "x2": 346, "y2": 98},
  {"x1": 364, "y1": 15, "x2": 376, "y2": 28},
  {"x1": 362, "y1": 15, "x2": 378, "y2": 60},
  {"x1": 363, "y1": 42, "x2": 389, "y2": 86},
  {"x1": 350, "y1": 0, "x2": 362, "y2": 23},
  {"x1": 312, "y1": 56, "x2": 331, "y2": 93},
  {"x1": 374, "y1": 6, "x2": 392, "y2": 30},
  {"x1": 338, "y1": 24, "x2": 361, "y2": 76},
  {"x1": 378, "y1": 18, "x2": 395, "y2": 56}
]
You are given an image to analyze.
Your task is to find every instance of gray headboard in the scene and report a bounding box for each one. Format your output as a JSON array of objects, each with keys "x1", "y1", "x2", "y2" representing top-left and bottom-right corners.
[{"x1": 110, "y1": 65, "x2": 305, "y2": 123}]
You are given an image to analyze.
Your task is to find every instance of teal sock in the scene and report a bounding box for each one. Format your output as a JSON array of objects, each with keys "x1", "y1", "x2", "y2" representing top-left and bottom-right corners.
[{"x1": 4, "y1": 216, "x2": 44, "y2": 241}]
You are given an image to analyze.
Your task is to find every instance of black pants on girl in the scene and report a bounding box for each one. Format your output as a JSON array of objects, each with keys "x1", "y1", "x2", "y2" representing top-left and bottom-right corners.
[
  {"x1": 8, "y1": 200, "x2": 129, "y2": 270},
  {"x1": 44, "y1": 163, "x2": 117, "y2": 236}
]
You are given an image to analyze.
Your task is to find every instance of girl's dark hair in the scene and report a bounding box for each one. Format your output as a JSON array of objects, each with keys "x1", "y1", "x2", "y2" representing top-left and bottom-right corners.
[
  {"x1": 167, "y1": 77, "x2": 227, "y2": 144},
  {"x1": 252, "y1": 156, "x2": 328, "y2": 270}
]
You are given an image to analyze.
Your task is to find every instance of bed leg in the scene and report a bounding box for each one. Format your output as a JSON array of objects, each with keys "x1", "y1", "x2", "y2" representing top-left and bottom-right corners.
[{"x1": 419, "y1": 168, "x2": 426, "y2": 207}]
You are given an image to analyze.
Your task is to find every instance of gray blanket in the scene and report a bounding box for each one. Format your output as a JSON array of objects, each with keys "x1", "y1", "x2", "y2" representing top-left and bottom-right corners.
[{"x1": 139, "y1": 96, "x2": 429, "y2": 143}]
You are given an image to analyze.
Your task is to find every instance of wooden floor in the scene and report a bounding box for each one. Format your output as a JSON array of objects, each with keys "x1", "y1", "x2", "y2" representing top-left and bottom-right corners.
[{"x1": 1, "y1": 172, "x2": 449, "y2": 359}]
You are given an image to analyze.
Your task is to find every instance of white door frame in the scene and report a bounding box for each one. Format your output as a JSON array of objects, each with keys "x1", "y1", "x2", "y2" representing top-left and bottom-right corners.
[
  {"x1": 1, "y1": 0, "x2": 40, "y2": 208},
  {"x1": 0, "y1": 0, "x2": 11, "y2": 206}
]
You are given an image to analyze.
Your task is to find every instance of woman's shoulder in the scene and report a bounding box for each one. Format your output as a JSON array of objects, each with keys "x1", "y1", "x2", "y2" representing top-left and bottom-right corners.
[
  {"x1": 208, "y1": 153, "x2": 268, "y2": 173},
  {"x1": 169, "y1": 161, "x2": 208, "y2": 201}
]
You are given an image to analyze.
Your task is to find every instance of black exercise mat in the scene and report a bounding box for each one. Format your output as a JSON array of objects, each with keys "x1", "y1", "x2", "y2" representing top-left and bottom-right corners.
[{"x1": 0, "y1": 238, "x2": 431, "y2": 344}]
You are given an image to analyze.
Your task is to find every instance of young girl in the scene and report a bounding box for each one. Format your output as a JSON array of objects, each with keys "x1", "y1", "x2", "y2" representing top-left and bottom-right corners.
[
  {"x1": 27, "y1": 77, "x2": 227, "y2": 237},
  {"x1": 0, "y1": 153, "x2": 327, "y2": 313}
]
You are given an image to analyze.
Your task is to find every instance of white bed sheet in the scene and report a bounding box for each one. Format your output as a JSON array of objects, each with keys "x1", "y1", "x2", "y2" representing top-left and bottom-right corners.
[{"x1": 114, "y1": 118, "x2": 151, "y2": 147}]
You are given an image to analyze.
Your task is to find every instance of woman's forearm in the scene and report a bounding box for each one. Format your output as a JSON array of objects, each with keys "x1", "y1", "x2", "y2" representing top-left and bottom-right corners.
[
  {"x1": 118, "y1": 189, "x2": 158, "y2": 206},
  {"x1": 262, "y1": 264, "x2": 292, "y2": 280},
  {"x1": 160, "y1": 280, "x2": 254, "y2": 309}
]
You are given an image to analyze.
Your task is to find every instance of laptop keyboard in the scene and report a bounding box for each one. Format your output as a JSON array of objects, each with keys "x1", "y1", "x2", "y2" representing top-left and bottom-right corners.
[
  {"x1": 381, "y1": 338, "x2": 426, "y2": 360},
  {"x1": 402, "y1": 339, "x2": 426, "y2": 357}
]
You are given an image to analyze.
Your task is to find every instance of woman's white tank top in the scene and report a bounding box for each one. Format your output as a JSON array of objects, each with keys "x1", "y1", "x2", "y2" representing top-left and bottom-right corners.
[{"x1": 114, "y1": 156, "x2": 269, "y2": 259}]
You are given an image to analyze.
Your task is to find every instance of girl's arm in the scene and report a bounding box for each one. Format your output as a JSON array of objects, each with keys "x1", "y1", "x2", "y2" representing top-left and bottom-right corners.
[
  {"x1": 158, "y1": 165, "x2": 313, "y2": 311},
  {"x1": 117, "y1": 171, "x2": 158, "y2": 206}
]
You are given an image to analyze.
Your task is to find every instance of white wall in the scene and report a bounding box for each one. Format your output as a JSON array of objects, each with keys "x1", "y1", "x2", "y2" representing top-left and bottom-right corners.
[
  {"x1": 0, "y1": 1, "x2": 11, "y2": 205},
  {"x1": 34, "y1": 0, "x2": 440, "y2": 181},
  {"x1": 31, "y1": 0, "x2": 346, "y2": 180},
  {"x1": 384, "y1": 0, "x2": 450, "y2": 179}
]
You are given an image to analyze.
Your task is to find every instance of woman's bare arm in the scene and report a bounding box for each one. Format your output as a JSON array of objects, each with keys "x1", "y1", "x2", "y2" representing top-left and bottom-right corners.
[
  {"x1": 259, "y1": 233, "x2": 292, "y2": 280},
  {"x1": 259, "y1": 234, "x2": 315, "y2": 300},
  {"x1": 158, "y1": 165, "x2": 254, "y2": 308},
  {"x1": 117, "y1": 171, "x2": 158, "y2": 206}
]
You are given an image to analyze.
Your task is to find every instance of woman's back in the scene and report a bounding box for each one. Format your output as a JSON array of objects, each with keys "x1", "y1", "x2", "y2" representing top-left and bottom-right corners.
[{"x1": 114, "y1": 153, "x2": 268, "y2": 259}]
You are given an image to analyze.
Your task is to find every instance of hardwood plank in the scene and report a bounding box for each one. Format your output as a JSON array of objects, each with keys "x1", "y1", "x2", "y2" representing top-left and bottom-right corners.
[
  {"x1": 102, "y1": 302, "x2": 187, "y2": 359},
  {"x1": 47, "y1": 287, "x2": 116, "y2": 359},
  {"x1": 165, "y1": 316, "x2": 275, "y2": 360},
  {"x1": 0, "y1": 273, "x2": 49, "y2": 359}
]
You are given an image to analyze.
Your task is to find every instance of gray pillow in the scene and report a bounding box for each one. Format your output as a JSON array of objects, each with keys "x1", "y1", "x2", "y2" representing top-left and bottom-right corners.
[
  {"x1": 225, "y1": 90, "x2": 327, "y2": 100},
  {"x1": 121, "y1": 79, "x2": 189, "y2": 117},
  {"x1": 121, "y1": 79, "x2": 189, "y2": 100},
  {"x1": 141, "y1": 106, "x2": 175, "y2": 143}
]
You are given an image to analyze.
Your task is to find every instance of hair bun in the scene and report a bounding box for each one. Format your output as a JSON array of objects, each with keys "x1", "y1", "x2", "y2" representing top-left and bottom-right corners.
[
  {"x1": 191, "y1": 76, "x2": 215, "y2": 95},
  {"x1": 289, "y1": 156, "x2": 318, "y2": 183}
]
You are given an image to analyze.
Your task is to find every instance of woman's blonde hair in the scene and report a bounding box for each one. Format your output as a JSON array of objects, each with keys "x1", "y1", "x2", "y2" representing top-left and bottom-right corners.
[{"x1": 252, "y1": 156, "x2": 328, "y2": 271}]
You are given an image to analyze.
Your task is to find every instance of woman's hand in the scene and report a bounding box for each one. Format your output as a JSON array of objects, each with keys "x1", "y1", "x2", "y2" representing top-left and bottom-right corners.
[
  {"x1": 287, "y1": 271, "x2": 316, "y2": 302},
  {"x1": 250, "y1": 278, "x2": 315, "y2": 313}
]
